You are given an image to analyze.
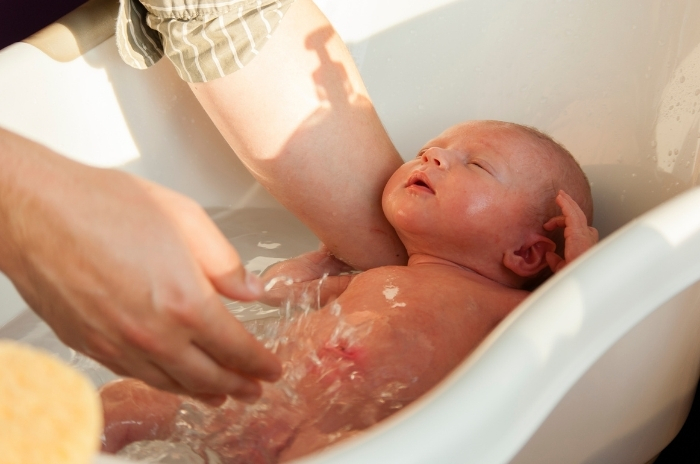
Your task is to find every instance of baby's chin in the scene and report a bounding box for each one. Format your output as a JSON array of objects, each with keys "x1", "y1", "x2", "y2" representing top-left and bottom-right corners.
[{"x1": 382, "y1": 199, "x2": 429, "y2": 232}]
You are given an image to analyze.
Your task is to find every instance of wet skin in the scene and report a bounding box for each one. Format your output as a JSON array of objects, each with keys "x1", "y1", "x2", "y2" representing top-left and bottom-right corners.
[
  {"x1": 101, "y1": 259, "x2": 528, "y2": 460},
  {"x1": 100, "y1": 121, "x2": 597, "y2": 461}
]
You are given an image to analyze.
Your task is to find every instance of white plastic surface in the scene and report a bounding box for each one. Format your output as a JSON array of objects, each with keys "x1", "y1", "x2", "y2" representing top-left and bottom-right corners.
[{"x1": 1, "y1": 0, "x2": 700, "y2": 463}]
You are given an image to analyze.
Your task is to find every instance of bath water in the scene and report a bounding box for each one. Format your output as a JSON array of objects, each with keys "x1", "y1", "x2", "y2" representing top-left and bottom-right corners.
[
  {"x1": 109, "y1": 209, "x2": 413, "y2": 463},
  {"x1": 116, "y1": 275, "x2": 369, "y2": 463}
]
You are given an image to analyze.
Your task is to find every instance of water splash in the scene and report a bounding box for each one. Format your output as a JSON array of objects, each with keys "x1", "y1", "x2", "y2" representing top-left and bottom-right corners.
[{"x1": 117, "y1": 274, "x2": 410, "y2": 463}]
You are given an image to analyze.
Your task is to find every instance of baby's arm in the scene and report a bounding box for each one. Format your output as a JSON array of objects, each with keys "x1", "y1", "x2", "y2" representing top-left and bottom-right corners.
[
  {"x1": 261, "y1": 246, "x2": 356, "y2": 307},
  {"x1": 543, "y1": 190, "x2": 599, "y2": 273}
]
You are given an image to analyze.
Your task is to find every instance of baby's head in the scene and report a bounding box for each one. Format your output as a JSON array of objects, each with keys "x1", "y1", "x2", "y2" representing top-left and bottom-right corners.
[{"x1": 382, "y1": 120, "x2": 592, "y2": 288}]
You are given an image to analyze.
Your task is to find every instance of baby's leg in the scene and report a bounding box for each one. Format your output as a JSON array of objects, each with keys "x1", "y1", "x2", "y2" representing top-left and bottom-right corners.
[
  {"x1": 100, "y1": 378, "x2": 304, "y2": 460},
  {"x1": 100, "y1": 379, "x2": 182, "y2": 453}
]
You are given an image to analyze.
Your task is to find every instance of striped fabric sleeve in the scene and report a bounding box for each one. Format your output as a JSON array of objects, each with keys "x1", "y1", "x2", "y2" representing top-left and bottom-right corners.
[{"x1": 116, "y1": 0, "x2": 296, "y2": 82}]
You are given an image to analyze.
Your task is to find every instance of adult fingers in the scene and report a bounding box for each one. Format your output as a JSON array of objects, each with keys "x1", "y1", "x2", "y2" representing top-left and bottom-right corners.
[
  {"x1": 180, "y1": 204, "x2": 263, "y2": 301},
  {"x1": 193, "y1": 298, "x2": 282, "y2": 383},
  {"x1": 101, "y1": 341, "x2": 262, "y2": 402},
  {"x1": 110, "y1": 297, "x2": 274, "y2": 398},
  {"x1": 95, "y1": 352, "x2": 183, "y2": 394},
  {"x1": 192, "y1": 394, "x2": 228, "y2": 407},
  {"x1": 155, "y1": 342, "x2": 263, "y2": 401}
]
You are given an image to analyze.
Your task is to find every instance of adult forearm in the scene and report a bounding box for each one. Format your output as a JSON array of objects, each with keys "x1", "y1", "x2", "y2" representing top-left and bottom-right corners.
[
  {"x1": 0, "y1": 128, "x2": 47, "y2": 278},
  {"x1": 189, "y1": 0, "x2": 407, "y2": 270}
]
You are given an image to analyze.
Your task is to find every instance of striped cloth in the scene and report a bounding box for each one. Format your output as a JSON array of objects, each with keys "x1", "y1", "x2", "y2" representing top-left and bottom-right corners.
[{"x1": 116, "y1": 0, "x2": 296, "y2": 82}]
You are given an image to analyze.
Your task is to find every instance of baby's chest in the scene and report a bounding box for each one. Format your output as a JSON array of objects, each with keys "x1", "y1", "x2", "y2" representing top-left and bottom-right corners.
[
  {"x1": 339, "y1": 268, "x2": 481, "y2": 321},
  {"x1": 329, "y1": 269, "x2": 509, "y2": 368}
]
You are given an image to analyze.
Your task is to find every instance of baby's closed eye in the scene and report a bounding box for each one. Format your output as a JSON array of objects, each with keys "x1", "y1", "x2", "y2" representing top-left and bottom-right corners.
[{"x1": 469, "y1": 159, "x2": 494, "y2": 175}]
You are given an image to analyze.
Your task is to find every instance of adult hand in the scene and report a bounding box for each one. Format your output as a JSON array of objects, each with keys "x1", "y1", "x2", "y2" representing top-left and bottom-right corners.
[
  {"x1": 544, "y1": 190, "x2": 599, "y2": 273},
  {"x1": 0, "y1": 129, "x2": 281, "y2": 401}
]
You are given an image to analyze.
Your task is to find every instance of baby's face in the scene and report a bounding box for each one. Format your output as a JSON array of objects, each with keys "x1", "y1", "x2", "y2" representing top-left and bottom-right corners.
[{"x1": 382, "y1": 121, "x2": 554, "y2": 265}]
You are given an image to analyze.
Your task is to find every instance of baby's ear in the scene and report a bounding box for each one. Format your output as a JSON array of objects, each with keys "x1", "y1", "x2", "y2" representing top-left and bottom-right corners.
[{"x1": 503, "y1": 234, "x2": 557, "y2": 278}]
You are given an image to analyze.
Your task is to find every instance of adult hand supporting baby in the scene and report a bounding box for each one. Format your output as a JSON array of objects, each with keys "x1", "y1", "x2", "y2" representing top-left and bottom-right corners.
[
  {"x1": 188, "y1": 0, "x2": 408, "y2": 271},
  {"x1": 544, "y1": 190, "x2": 599, "y2": 272},
  {"x1": 0, "y1": 128, "x2": 281, "y2": 400}
]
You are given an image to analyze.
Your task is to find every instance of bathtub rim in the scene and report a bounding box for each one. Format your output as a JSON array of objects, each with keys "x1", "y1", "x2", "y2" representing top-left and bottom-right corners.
[
  {"x1": 4, "y1": 0, "x2": 700, "y2": 461},
  {"x1": 88, "y1": 187, "x2": 699, "y2": 464}
]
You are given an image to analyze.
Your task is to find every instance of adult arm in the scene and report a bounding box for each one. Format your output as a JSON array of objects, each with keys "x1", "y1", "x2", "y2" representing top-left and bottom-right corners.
[
  {"x1": 188, "y1": 0, "x2": 408, "y2": 270},
  {"x1": 0, "y1": 127, "x2": 280, "y2": 399}
]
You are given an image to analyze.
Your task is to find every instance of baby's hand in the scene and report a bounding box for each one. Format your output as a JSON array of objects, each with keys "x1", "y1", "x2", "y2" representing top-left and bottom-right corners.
[
  {"x1": 543, "y1": 190, "x2": 599, "y2": 273},
  {"x1": 260, "y1": 245, "x2": 356, "y2": 306}
]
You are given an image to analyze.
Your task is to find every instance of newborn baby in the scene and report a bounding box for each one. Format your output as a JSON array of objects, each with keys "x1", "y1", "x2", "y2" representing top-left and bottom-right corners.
[{"x1": 100, "y1": 120, "x2": 598, "y2": 462}]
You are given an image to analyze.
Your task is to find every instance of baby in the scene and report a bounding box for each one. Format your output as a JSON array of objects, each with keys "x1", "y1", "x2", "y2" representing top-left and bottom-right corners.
[{"x1": 100, "y1": 120, "x2": 598, "y2": 462}]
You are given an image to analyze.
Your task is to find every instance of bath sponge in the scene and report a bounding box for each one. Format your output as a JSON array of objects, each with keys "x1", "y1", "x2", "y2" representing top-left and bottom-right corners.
[{"x1": 0, "y1": 340, "x2": 102, "y2": 464}]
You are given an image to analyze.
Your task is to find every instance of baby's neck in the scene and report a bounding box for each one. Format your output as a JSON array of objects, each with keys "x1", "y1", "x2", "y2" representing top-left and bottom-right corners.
[{"x1": 407, "y1": 253, "x2": 503, "y2": 287}]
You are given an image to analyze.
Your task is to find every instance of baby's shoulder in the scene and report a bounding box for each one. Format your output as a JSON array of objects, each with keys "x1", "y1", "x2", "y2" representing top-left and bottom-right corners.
[
  {"x1": 351, "y1": 264, "x2": 439, "y2": 287},
  {"x1": 341, "y1": 264, "x2": 524, "y2": 321},
  {"x1": 350, "y1": 264, "x2": 481, "y2": 295}
]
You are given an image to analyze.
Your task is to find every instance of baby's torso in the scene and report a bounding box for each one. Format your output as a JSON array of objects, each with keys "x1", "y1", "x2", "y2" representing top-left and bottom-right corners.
[
  {"x1": 286, "y1": 264, "x2": 528, "y2": 438},
  {"x1": 340, "y1": 264, "x2": 525, "y2": 346},
  {"x1": 335, "y1": 264, "x2": 526, "y2": 378},
  {"x1": 100, "y1": 264, "x2": 532, "y2": 463}
]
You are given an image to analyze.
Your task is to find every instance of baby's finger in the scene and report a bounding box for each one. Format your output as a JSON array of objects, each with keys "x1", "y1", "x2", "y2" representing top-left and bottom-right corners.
[
  {"x1": 543, "y1": 216, "x2": 566, "y2": 231},
  {"x1": 556, "y1": 190, "x2": 589, "y2": 229},
  {"x1": 546, "y1": 251, "x2": 564, "y2": 273},
  {"x1": 589, "y1": 226, "x2": 600, "y2": 243}
]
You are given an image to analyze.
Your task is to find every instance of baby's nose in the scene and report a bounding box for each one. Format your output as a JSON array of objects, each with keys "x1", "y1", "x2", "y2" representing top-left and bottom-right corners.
[{"x1": 421, "y1": 147, "x2": 450, "y2": 168}]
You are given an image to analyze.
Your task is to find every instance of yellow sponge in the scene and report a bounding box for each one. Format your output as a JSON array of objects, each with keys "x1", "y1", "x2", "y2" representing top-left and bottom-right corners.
[{"x1": 0, "y1": 340, "x2": 102, "y2": 464}]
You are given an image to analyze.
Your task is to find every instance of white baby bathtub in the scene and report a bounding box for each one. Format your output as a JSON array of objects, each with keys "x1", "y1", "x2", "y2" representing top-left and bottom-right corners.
[{"x1": 1, "y1": 0, "x2": 700, "y2": 462}]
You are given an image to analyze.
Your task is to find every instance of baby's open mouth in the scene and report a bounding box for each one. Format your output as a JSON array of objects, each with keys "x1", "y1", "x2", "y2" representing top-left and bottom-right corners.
[{"x1": 407, "y1": 172, "x2": 435, "y2": 194}]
